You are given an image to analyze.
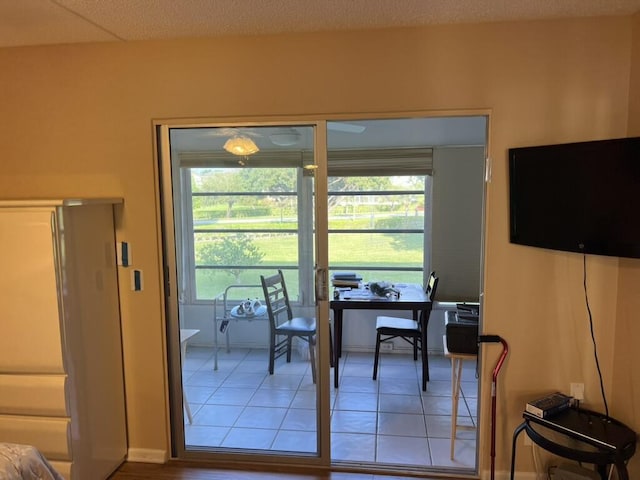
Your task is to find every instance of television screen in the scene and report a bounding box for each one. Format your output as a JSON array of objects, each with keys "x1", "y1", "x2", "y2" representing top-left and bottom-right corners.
[{"x1": 509, "y1": 137, "x2": 640, "y2": 259}]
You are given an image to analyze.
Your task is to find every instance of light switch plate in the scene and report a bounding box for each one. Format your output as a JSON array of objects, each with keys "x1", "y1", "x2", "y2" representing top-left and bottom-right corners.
[
  {"x1": 117, "y1": 241, "x2": 131, "y2": 267},
  {"x1": 131, "y1": 269, "x2": 143, "y2": 291}
]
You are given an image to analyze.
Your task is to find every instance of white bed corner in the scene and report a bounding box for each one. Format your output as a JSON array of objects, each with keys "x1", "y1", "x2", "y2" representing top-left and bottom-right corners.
[{"x1": 0, "y1": 443, "x2": 64, "y2": 480}]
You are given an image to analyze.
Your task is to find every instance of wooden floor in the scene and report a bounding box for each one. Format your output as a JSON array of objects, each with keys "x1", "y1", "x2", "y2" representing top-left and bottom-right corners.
[{"x1": 109, "y1": 462, "x2": 468, "y2": 480}]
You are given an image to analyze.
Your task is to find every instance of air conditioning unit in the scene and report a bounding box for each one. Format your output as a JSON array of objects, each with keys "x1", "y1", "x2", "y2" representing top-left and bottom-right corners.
[{"x1": 549, "y1": 464, "x2": 600, "y2": 480}]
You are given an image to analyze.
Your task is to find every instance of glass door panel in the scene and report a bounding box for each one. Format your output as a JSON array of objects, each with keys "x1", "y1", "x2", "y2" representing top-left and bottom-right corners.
[{"x1": 160, "y1": 123, "x2": 327, "y2": 462}]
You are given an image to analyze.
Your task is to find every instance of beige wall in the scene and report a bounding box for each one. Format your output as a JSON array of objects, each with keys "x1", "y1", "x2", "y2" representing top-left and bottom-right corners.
[
  {"x1": 630, "y1": 12, "x2": 640, "y2": 134},
  {"x1": 614, "y1": 11, "x2": 640, "y2": 480},
  {"x1": 1, "y1": 15, "x2": 638, "y2": 476}
]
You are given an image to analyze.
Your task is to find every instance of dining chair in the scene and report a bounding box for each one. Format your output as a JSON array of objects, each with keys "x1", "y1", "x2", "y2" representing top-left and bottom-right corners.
[
  {"x1": 372, "y1": 271, "x2": 438, "y2": 380},
  {"x1": 260, "y1": 270, "x2": 317, "y2": 383}
]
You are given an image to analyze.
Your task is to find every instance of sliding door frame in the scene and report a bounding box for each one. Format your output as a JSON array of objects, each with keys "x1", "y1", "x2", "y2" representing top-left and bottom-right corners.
[
  {"x1": 154, "y1": 109, "x2": 491, "y2": 474},
  {"x1": 156, "y1": 118, "x2": 332, "y2": 468}
]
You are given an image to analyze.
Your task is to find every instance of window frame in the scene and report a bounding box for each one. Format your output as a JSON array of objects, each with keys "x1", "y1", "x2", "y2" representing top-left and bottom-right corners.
[
  {"x1": 173, "y1": 136, "x2": 435, "y2": 305},
  {"x1": 180, "y1": 166, "x2": 314, "y2": 305},
  {"x1": 327, "y1": 179, "x2": 430, "y2": 283},
  {"x1": 178, "y1": 167, "x2": 431, "y2": 304}
]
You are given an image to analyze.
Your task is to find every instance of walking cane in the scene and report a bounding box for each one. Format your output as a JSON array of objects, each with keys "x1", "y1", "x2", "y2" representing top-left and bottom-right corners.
[{"x1": 478, "y1": 335, "x2": 509, "y2": 480}]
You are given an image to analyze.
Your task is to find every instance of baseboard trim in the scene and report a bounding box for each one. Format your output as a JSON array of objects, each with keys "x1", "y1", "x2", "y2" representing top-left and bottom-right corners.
[
  {"x1": 127, "y1": 448, "x2": 167, "y2": 464},
  {"x1": 481, "y1": 470, "x2": 537, "y2": 480}
]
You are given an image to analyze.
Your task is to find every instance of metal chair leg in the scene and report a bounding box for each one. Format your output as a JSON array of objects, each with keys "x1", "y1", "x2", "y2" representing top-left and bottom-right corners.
[
  {"x1": 269, "y1": 333, "x2": 275, "y2": 374},
  {"x1": 373, "y1": 332, "x2": 381, "y2": 379}
]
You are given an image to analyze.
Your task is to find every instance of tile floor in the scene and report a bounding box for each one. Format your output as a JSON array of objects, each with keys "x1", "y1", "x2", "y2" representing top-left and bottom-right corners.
[{"x1": 182, "y1": 346, "x2": 478, "y2": 473}]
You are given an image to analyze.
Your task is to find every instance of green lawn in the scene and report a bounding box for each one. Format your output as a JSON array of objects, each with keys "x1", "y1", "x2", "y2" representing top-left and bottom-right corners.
[
  {"x1": 195, "y1": 231, "x2": 423, "y2": 300},
  {"x1": 195, "y1": 213, "x2": 424, "y2": 231}
]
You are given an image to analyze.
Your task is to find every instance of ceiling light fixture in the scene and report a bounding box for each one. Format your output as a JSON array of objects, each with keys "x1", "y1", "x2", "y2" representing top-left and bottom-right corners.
[
  {"x1": 269, "y1": 128, "x2": 301, "y2": 147},
  {"x1": 223, "y1": 135, "x2": 260, "y2": 156}
]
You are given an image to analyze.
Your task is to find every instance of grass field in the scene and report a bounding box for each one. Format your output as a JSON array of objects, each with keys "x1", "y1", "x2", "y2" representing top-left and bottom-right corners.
[{"x1": 194, "y1": 230, "x2": 424, "y2": 300}]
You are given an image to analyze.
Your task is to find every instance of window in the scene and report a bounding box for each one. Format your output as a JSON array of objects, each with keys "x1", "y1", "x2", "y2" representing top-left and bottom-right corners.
[
  {"x1": 171, "y1": 125, "x2": 435, "y2": 304},
  {"x1": 182, "y1": 166, "x2": 308, "y2": 301},
  {"x1": 326, "y1": 147, "x2": 433, "y2": 285},
  {"x1": 179, "y1": 167, "x2": 429, "y2": 302},
  {"x1": 328, "y1": 175, "x2": 427, "y2": 284}
]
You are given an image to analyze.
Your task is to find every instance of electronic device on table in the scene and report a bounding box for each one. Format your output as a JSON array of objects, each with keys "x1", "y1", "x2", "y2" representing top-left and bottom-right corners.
[{"x1": 445, "y1": 302, "x2": 480, "y2": 354}]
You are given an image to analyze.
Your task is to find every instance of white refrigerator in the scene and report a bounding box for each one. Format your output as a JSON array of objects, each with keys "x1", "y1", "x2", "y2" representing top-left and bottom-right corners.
[{"x1": 0, "y1": 199, "x2": 127, "y2": 479}]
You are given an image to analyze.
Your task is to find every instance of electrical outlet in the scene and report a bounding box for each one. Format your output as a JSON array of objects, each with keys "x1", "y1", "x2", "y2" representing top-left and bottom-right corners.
[
  {"x1": 570, "y1": 383, "x2": 584, "y2": 401},
  {"x1": 380, "y1": 342, "x2": 393, "y2": 352}
]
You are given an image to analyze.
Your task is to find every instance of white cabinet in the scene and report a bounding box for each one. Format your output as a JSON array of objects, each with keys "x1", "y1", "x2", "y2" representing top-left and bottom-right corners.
[{"x1": 0, "y1": 199, "x2": 127, "y2": 479}]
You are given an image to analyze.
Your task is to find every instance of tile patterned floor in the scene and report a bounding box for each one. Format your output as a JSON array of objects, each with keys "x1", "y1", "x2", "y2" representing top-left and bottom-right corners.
[{"x1": 182, "y1": 346, "x2": 478, "y2": 472}]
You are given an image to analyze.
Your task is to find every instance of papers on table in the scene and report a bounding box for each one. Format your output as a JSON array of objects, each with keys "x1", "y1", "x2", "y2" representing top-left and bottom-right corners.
[{"x1": 340, "y1": 288, "x2": 385, "y2": 300}]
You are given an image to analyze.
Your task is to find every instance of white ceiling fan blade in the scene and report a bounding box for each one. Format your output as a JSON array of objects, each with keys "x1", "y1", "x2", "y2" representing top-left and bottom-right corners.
[
  {"x1": 269, "y1": 127, "x2": 301, "y2": 146},
  {"x1": 203, "y1": 127, "x2": 263, "y2": 137},
  {"x1": 327, "y1": 121, "x2": 366, "y2": 134}
]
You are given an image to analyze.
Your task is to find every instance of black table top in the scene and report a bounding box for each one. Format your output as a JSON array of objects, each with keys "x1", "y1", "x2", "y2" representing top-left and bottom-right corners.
[
  {"x1": 330, "y1": 283, "x2": 431, "y2": 310},
  {"x1": 524, "y1": 408, "x2": 637, "y2": 453}
]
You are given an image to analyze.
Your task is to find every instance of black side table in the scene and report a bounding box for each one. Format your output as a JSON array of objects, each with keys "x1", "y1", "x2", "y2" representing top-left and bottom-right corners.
[{"x1": 510, "y1": 407, "x2": 637, "y2": 480}]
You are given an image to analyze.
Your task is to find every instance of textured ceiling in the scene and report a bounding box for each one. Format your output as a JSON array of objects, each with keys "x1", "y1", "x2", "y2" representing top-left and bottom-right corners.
[{"x1": 2, "y1": 0, "x2": 640, "y2": 48}]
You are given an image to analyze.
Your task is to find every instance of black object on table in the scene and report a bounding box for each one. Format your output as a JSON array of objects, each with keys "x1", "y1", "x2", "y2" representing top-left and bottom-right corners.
[
  {"x1": 445, "y1": 309, "x2": 479, "y2": 355},
  {"x1": 330, "y1": 284, "x2": 433, "y2": 391},
  {"x1": 510, "y1": 407, "x2": 637, "y2": 480}
]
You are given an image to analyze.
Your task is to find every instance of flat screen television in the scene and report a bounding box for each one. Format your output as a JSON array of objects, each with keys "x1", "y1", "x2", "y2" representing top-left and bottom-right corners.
[{"x1": 509, "y1": 137, "x2": 640, "y2": 259}]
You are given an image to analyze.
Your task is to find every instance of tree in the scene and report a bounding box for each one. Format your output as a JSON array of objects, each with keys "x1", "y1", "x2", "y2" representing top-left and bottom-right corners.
[
  {"x1": 196, "y1": 234, "x2": 265, "y2": 282},
  {"x1": 239, "y1": 168, "x2": 296, "y2": 221},
  {"x1": 328, "y1": 176, "x2": 393, "y2": 214},
  {"x1": 192, "y1": 168, "x2": 245, "y2": 218}
]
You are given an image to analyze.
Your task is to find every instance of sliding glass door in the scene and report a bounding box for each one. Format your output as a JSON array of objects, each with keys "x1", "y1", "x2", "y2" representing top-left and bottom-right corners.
[{"x1": 157, "y1": 115, "x2": 488, "y2": 475}]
